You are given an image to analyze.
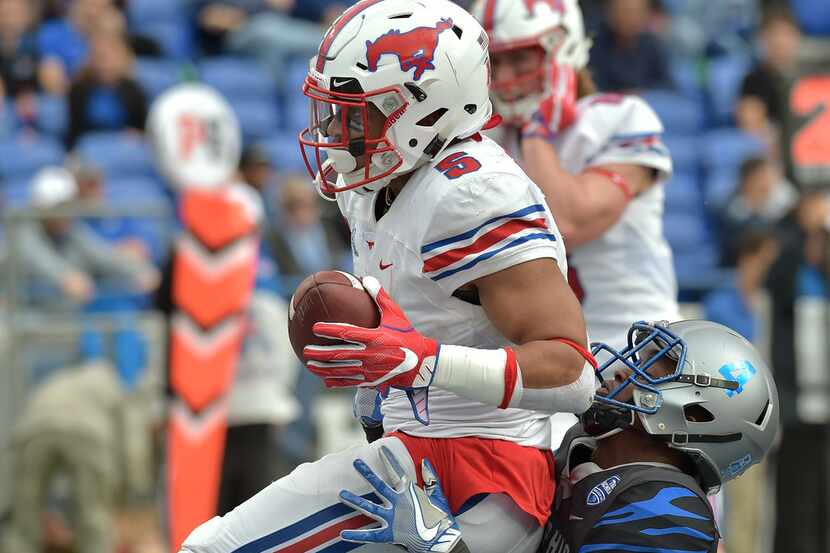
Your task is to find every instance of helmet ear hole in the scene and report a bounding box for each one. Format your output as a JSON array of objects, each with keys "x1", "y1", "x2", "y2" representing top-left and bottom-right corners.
[
  {"x1": 416, "y1": 108, "x2": 448, "y2": 127},
  {"x1": 684, "y1": 404, "x2": 715, "y2": 423},
  {"x1": 755, "y1": 401, "x2": 772, "y2": 426}
]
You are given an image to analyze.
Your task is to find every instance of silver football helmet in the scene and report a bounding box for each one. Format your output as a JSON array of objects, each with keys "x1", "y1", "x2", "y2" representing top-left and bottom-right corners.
[{"x1": 583, "y1": 320, "x2": 780, "y2": 495}]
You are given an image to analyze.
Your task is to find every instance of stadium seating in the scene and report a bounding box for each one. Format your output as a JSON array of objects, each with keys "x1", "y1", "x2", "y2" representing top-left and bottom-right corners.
[
  {"x1": 641, "y1": 90, "x2": 705, "y2": 134},
  {"x1": 232, "y1": 99, "x2": 282, "y2": 142},
  {"x1": 663, "y1": 134, "x2": 700, "y2": 174},
  {"x1": 0, "y1": 136, "x2": 64, "y2": 181},
  {"x1": 200, "y1": 57, "x2": 276, "y2": 102},
  {"x1": 261, "y1": 132, "x2": 307, "y2": 173},
  {"x1": 76, "y1": 132, "x2": 156, "y2": 180},
  {"x1": 791, "y1": 0, "x2": 830, "y2": 36},
  {"x1": 700, "y1": 128, "x2": 763, "y2": 172},
  {"x1": 664, "y1": 172, "x2": 702, "y2": 214},
  {"x1": 127, "y1": 0, "x2": 184, "y2": 26},
  {"x1": 135, "y1": 58, "x2": 182, "y2": 99},
  {"x1": 137, "y1": 20, "x2": 192, "y2": 59},
  {"x1": 706, "y1": 55, "x2": 752, "y2": 125},
  {"x1": 35, "y1": 94, "x2": 68, "y2": 139}
]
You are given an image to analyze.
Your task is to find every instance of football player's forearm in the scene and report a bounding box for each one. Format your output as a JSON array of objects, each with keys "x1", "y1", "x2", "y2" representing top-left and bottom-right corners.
[{"x1": 431, "y1": 340, "x2": 595, "y2": 415}]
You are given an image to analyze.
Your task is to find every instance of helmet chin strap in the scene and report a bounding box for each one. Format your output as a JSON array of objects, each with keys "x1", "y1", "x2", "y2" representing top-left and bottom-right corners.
[{"x1": 580, "y1": 402, "x2": 636, "y2": 440}]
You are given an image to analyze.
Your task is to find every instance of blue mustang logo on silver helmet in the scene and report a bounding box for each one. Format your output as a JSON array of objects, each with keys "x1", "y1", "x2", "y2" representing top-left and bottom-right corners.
[{"x1": 718, "y1": 360, "x2": 757, "y2": 397}]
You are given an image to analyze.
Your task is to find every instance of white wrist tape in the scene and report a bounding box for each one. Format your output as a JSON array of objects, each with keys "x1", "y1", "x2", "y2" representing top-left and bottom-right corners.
[
  {"x1": 508, "y1": 362, "x2": 597, "y2": 414},
  {"x1": 432, "y1": 345, "x2": 517, "y2": 408}
]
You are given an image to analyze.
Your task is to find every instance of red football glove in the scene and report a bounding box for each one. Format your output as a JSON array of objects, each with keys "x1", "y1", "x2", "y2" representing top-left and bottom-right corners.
[
  {"x1": 522, "y1": 61, "x2": 578, "y2": 141},
  {"x1": 304, "y1": 276, "x2": 440, "y2": 391}
]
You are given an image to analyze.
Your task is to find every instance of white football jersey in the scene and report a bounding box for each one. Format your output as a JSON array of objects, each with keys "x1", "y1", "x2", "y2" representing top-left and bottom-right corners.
[
  {"x1": 488, "y1": 94, "x2": 679, "y2": 350},
  {"x1": 337, "y1": 136, "x2": 567, "y2": 448}
]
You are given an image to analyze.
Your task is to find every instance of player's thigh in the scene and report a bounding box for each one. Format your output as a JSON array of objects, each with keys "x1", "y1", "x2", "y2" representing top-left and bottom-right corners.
[
  {"x1": 180, "y1": 436, "x2": 412, "y2": 553},
  {"x1": 456, "y1": 493, "x2": 543, "y2": 553}
]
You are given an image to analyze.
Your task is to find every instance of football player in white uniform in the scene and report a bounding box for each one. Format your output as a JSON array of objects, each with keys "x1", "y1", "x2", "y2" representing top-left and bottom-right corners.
[
  {"x1": 178, "y1": 1, "x2": 596, "y2": 552},
  {"x1": 470, "y1": 0, "x2": 681, "y2": 352}
]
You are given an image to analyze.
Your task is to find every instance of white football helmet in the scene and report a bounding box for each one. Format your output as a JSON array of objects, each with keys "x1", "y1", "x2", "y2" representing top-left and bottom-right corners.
[
  {"x1": 299, "y1": 0, "x2": 493, "y2": 195},
  {"x1": 471, "y1": 0, "x2": 592, "y2": 125},
  {"x1": 147, "y1": 83, "x2": 242, "y2": 189}
]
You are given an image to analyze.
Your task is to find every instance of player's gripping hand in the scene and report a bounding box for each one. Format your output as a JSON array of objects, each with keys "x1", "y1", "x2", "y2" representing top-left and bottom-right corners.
[
  {"x1": 338, "y1": 445, "x2": 465, "y2": 553},
  {"x1": 304, "y1": 276, "x2": 439, "y2": 391},
  {"x1": 522, "y1": 61, "x2": 578, "y2": 141}
]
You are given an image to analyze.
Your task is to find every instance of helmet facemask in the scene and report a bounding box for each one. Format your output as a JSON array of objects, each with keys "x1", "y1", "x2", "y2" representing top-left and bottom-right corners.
[
  {"x1": 300, "y1": 75, "x2": 408, "y2": 195},
  {"x1": 489, "y1": 29, "x2": 565, "y2": 127}
]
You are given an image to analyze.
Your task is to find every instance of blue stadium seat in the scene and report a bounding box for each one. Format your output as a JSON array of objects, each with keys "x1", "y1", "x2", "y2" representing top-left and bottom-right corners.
[
  {"x1": 707, "y1": 55, "x2": 751, "y2": 125},
  {"x1": 104, "y1": 177, "x2": 168, "y2": 205},
  {"x1": 704, "y1": 168, "x2": 740, "y2": 210},
  {"x1": 641, "y1": 90, "x2": 705, "y2": 134},
  {"x1": 135, "y1": 58, "x2": 181, "y2": 99},
  {"x1": 670, "y1": 59, "x2": 704, "y2": 99},
  {"x1": 36, "y1": 94, "x2": 68, "y2": 139},
  {"x1": 127, "y1": 0, "x2": 183, "y2": 26},
  {"x1": 284, "y1": 57, "x2": 311, "y2": 131},
  {"x1": 664, "y1": 173, "x2": 702, "y2": 214},
  {"x1": 232, "y1": 99, "x2": 282, "y2": 141},
  {"x1": 3, "y1": 177, "x2": 33, "y2": 207},
  {"x1": 261, "y1": 132, "x2": 306, "y2": 173},
  {"x1": 674, "y1": 247, "x2": 723, "y2": 291},
  {"x1": 791, "y1": 0, "x2": 830, "y2": 36},
  {"x1": 200, "y1": 57, "x2": 275, "y2": 101},
  {"x1": 664, "y1": 212, "x2": 709, "y2": 252},
  {"x1": 77, "y1": 132, "x2": 155, "y2": 179},
  {"x1": 663, "y1": 135, "x2": 700, "y2": 173},
  {"x1": 699, "y1": 128, "x2": 763, "y2": 171},
  {"x1": 137, "y1": 21, "x2": 192, "y2": 59},
  {"x1": 0, "y1": 136, "x2": 64, "y2": 180}
]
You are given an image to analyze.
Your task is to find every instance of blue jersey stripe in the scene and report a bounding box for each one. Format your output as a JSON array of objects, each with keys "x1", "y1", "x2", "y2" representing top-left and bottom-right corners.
[
  {"x1": 596, "y1": 487, "x2": 708, "y2": 527},
  {"x1": 641, "y1": 526, "x2": 714, "y2": 541},
  {"x1": 232, "y1": 493, "x2": 379, "y2": 553},
  {"x1": 579, "y1": 544, "x2": 708, "y2": 553},
  {"x1": 609, "y1": 131, "x2": 664, "y2": 141},
  {"x1": 429, "y1": 232, "x2": 557, "y2": 281},
  {"x1": 421, "y1": 204, "x2": 546, "y2": 254}
]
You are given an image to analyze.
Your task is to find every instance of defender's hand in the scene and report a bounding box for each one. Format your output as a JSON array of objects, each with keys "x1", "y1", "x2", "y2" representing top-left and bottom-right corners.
[{"x1": 338, "y1": 446, "x2": 463, "y2": 553}]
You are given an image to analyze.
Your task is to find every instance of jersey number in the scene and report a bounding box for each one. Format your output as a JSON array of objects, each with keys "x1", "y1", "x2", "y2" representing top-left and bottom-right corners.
[
  {"x1": 790, "y1": 76, "x2": 830, "y2": 169},
  {"x1": 435, "y1": 152, "x2": 481, "y2": 180}
]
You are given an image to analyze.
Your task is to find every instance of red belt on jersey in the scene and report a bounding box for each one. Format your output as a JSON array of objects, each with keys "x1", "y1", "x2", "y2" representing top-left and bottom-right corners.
[{"x1": 389, "y1": 431, "x2": 555, "y2": 526}]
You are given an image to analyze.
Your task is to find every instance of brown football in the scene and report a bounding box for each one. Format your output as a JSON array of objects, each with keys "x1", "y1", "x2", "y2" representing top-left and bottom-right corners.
[{"x1": 287, "y1": 270, "x2": 380, "y2": 361}]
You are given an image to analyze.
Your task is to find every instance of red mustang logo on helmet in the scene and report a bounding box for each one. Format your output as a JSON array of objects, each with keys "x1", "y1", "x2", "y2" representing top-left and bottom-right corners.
[
  {"x1": 523, "y1": 0, "x2": 563, "y2": 15},
  {"x1": 365, "y1": 18, "x2": 454, "y2": 81}
]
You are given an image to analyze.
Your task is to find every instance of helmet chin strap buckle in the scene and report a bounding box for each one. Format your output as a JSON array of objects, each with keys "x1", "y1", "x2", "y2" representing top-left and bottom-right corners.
[{"x1": 580, "y1": 403, "x2": 636, "y2": 438}]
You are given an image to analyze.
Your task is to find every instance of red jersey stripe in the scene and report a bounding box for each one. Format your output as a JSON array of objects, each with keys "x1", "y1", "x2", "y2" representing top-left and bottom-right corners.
[{"x1": 423, "y1": 217, "x2": 548, "y2": 272}]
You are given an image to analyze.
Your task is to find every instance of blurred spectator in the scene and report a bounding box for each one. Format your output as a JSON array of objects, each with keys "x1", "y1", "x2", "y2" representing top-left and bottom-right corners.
[
  {"x1": 15, "y1": 167, "x2": 159, "y2": 306},
  {"x1": 269, "y1": 176, "x2": 346, "y2": 289},
  {"x1": 1, "y1": 359, "x2": 157, "y2": 553},
  {"x1": 36, "y1": 0, "x2": 120, "y2": 92},
  {"x1": 668, "y1": 0, "x2": 759, "y2": 58},
  {"x1": 705, "y1": 228, "x2": 779, "y2": 341},
  {"x1": 193, "y1": 0, "x2": 321, "y2": 79},
  {"x1": 736, "y1": 7, "x2": 802, "y2": 146},
  {"x1": 219, "y1": 288, "x2": 300, "y2": 514},
  {"x1": 766, "y1": 191, "x2": 830, "y2": 553},
  {"x1": 718, "y1": 157, "x2": 796, "y2": 264},
  {"x1": 67, "y1": 155, "x2": 162, "y2": 264},
  {"x1": 0, "y1": 0, "x2": 47, "y2": 97},
  {"x1": 239, "y1": 144, "x2": 277, "y2": 196},
  {"x1": 66, "y1": 29, "x2": 147, "y2": 149},
  {"x1": 588, "y1": 0, "x2": 673, "y2": 92}
]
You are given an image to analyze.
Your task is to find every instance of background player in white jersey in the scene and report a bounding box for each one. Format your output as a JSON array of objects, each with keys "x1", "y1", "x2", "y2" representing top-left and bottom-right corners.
[
  {"x1": 179, "y1": 1, "x2": 596, "y2": 552},
  {"x1": 470, "y1": 0, "x2": 681, "y2": 352}
]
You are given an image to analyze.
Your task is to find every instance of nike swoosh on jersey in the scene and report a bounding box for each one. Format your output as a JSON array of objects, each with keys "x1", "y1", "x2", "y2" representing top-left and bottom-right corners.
[{"x1": 379, "y1": 260, "x2": 393, "y2": 270}]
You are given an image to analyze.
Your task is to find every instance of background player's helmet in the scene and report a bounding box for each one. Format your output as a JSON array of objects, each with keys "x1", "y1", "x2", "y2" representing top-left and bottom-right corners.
[
  {"x1": 583, "y1": 320, "x2": 780, "y2": 495},
  {"x1": 299, "y1": 0, "x2": 492, "y2": 195},
  {"x1": 471, "y1": 0, "x2": 592, "y2": 125},
  {"x1": 147, "y1": 83, "x2": 242, "y2": 189}
]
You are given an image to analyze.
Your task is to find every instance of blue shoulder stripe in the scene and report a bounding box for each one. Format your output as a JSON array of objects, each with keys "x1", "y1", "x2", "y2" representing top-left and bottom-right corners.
[{"x1": 429, "y1": 232, "x2": 556, "y2": 281}]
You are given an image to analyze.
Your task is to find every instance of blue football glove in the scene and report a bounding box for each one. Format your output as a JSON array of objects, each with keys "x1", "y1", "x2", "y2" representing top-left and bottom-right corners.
[{"x1": 338, "y1": 446, "x2": 462, "y2": 553}]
